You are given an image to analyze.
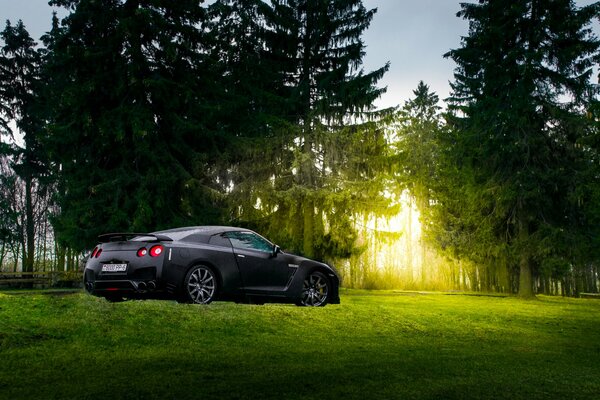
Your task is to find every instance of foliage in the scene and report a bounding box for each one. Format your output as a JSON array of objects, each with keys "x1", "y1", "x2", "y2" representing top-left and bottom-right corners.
[
  {"x1": 0, "y1": 157, "x2": 19, "y2": 250},
  {"x1": 222, "y1": 0, "x2": 392, "y2": 261},
  {"x1": 1, "y1": 290, "x2": 600, "y2": 399},
  {"x1": 38, "y1": 0, "x2": 392, "y2": 263},
  {"x1": 2, "y1": 0, "x2": 600, "y2": 295},
  {"x1": 0, "y1": 20, "x2": 50, "y2": 273},
  {"x1": 44, "y1": 0, "x2": 226, "y2": 251},
  {"x1": 393, "y1": 81, "x2": 441, "y2": 204},
  {"x1": 441, "y1": 0, "x2": 600, "y2": 296}
]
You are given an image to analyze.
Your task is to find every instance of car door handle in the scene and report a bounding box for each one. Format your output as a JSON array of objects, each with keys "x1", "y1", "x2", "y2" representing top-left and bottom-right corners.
[{"x1": 237, "y1": 254, "x2": 245, "y2": 258}]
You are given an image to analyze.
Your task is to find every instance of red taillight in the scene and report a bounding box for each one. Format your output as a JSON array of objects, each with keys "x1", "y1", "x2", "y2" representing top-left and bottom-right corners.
[
  {"x1": 149, "y1": 245, "x2": 164, "y2": 257},
  {"x1": 95, "y1": 248, "x2": 102, "y2": 258},
  {"x1": 91, "y1": 247, "x2": 98, "y2": 258},
  {"x1": 137, "y1": 247, "x2": 148, "y2": 257}
]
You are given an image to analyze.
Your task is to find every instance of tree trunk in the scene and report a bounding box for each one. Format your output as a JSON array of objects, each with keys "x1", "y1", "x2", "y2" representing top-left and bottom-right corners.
[
  {"x1": 20, "y1": 227, "x2": 26, "y2": 273},
  {"x1": 0, "y1": 241, "x2": 5, "y2": 269},
  {"x1": 575, "y1": 268, "x2": 584, "y2": 297},
  {"x1": 302, "y1": 197, "x2": 314, "y2": 258},
  {"x1": 517, "y1": 213, "x2": 535, "y2": 298},
  {"x1": 450, "y1": 261, "x2": 456, "y2": 290},
  {"x1": 407, "y1": 196, "x2": 413, "y2": 281},
  {"x1": 56, "y1": 243, "x2": 66, "y2": 272},
  {"x1": 41, "y1": 218, "x2": 48, "y2": 272},
  {"x1": 12, "y1": 241, "x2": 20, "y2": 272},
  {"x1": 518, "y1": 254, "x2": 535, "y2": 297},
  {"x1": 24, "y1": 175, "x2": 35, "y2": 273}
]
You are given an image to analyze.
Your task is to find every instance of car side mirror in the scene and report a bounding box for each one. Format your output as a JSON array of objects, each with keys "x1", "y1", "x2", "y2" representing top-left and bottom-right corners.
[{"x1": 271, "y1": 245, "x2": 281, "y2": 258}]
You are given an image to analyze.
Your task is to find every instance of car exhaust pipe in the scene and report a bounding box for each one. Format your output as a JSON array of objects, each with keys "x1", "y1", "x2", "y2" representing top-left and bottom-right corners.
[
  {"x1": 137, "y1": 281, "x2": 147, "y2": 291},
  {"x1": 147, "y1": 281, "x2": 156, "y2": 291}
]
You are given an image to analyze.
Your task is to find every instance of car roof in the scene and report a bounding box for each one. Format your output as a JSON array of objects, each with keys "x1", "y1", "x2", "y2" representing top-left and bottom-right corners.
[{"x1": 152, "y1": 226, "x2": 252, "y2": 241}]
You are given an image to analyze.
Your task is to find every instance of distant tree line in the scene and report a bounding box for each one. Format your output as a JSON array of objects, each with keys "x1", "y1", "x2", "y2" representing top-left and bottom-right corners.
[{"x1": 0, "y1": 0, "x2": 599, "y2": 297}]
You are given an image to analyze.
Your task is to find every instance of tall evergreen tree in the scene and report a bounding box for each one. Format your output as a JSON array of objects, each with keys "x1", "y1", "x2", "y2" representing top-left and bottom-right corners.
[
  {"x1": 205, "y1": 0, "x2": 293, "y2": 205},
  {"x1": 207, "y1": 0, "x2": 285, "y2": 139},
  {"x1": 45, "y1": 0, "x2": 218, "y2": 250},
  {"x1": 392, "y1": 81, "x2": 442, "y2": 282},
  {"x1": 0, "y1": 20, "x2": 47, "y2": 273},
  {"x1": 227, "y1": 0, "x2": 391, "y2": 261},
  {"x1": 394, "y1": 81, "x2": 441, "y2": 211},
  {"x1": 443, "y1": 0, "x2": 600, "y2": 296}
]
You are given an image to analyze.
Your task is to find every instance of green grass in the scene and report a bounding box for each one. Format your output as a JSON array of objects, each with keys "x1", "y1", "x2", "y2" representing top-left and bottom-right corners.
[{"x1": 0, "y1": 289, "x2": 599, "y2": 400}]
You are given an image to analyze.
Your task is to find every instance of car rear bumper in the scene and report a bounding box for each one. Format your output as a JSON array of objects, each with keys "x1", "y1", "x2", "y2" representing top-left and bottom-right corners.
[{"x1": 84, "y1": 265, "x2": 161, "y2": 296}]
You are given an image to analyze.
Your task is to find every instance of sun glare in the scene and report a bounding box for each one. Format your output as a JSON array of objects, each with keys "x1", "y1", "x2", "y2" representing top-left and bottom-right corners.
[{"x1": 353, "y1": 189, "x2": 425, "y2": 285}]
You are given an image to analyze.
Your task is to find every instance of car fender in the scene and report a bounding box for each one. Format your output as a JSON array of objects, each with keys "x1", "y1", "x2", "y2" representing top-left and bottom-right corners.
[{"x1": 287, "y1": 260, "x2": 340, "y2": 299}]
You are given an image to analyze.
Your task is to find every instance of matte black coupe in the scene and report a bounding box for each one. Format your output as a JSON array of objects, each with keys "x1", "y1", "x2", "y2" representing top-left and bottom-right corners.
[{"x1": 84, "y1": 226, "x2": 340, "y2": 306}]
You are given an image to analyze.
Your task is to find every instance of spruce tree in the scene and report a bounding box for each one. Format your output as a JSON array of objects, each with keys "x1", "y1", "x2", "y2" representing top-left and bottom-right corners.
[
  {"x1": 444, "y1": 0, "x2": 600, "y2": 296},
  {"x1": 45, "y1": 0, "x2": 215, "y2": 250},
  {"x1": 394, "y1": 81, "x2": 441, "y2": 212},
  {"x1": 392, "y1": 81, "x2": 443, "y2": 283},
  {"x1": 207, "y1": 0, "x2": 285, "y2": 139},
  {"x1": 227, "y1": 0, "x2": 390, "y2": 260},
  {"x1": 0, "y1": 20, "x2": 47, "y2": 273}
]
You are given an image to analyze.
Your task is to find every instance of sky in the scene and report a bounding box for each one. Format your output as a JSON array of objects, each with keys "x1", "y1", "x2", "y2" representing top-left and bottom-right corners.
[{"x1": 0, "y1": 0, "x2": 598, "y2": 110}]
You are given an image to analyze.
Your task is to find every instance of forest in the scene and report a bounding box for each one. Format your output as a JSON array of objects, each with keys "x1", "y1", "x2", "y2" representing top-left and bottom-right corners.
[{"x1": 1, "y1": 0, "x2": 599, "y2": 298}]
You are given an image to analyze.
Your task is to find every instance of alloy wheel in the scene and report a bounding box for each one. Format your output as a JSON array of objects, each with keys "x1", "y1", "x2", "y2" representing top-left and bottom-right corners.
[
  {"x1": 186, "y1": 266, "x2": 217, "y2": 304},
  {"x1": 300, "y1": 272, "x2": 329, "y2": 306}
]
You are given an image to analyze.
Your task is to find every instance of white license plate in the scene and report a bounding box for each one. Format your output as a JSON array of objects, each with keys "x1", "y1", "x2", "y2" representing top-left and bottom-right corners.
[{"x1": 101, "y1": 263, "x2": 128, "y2": 273}]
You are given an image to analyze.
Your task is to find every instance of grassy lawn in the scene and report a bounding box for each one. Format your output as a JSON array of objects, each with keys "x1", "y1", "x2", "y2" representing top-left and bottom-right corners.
[{"x1": 0, "y1": 289, "x2": 599, "y2": 400}]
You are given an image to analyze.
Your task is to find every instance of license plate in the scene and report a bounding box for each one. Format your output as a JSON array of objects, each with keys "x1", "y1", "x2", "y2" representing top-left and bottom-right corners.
[{"x1": 101, "y1": 263, "x2": 128, "y2": 273}]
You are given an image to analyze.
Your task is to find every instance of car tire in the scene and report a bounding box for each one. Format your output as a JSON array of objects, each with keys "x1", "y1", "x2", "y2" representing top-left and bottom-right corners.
[
  {"x1": 183, "y1": 265, "x2": 217, "y2": 304},
  {"x1": 297, "y1": 271, "x2": 330, "y2": 307}
]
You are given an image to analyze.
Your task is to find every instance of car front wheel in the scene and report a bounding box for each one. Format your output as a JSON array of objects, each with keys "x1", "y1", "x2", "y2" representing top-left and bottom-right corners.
[
  {"x1": 184, "y1": 265, "x2": 217, "y2": 304},
  {"x1": 298, "y1": 271, "x2": 330, "y2": 307}
]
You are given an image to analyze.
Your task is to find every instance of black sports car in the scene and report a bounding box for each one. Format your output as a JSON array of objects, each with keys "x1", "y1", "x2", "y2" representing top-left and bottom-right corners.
[{"x1": 84, "y1": 226, "x2": 340, "y2": 306}]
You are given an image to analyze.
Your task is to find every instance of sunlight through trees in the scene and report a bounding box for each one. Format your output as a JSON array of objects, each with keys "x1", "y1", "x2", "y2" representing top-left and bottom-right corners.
[{"x1": 1, "y1": 0, "x2": 599, "y2": 296}]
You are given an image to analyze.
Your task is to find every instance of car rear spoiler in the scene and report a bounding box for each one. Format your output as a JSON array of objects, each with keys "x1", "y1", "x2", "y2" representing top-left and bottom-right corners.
[{"x1": 97, "y1": 233, "x2": 174, "y2": 243}]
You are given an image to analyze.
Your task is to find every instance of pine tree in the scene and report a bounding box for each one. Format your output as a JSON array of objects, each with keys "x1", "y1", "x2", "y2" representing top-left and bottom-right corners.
[
  {"x1": 207, "y1": 0, "x2": 285, "y2": 139},
  {"x1": 45, "y1": 0, "x2": 216, "y2": 250},
  {"x1": 392, "y1": 81, "x2": 442, "y2": 283},
  {"x1": 394, "y1": 81, "x2": 441, "y2": 211},
  {"x1": 444, "y1": 0, "x2": 600, "y2": 297},
  {"x1": 0, "y1": 20, "x2": 47, "y2": 273},
  {"x1": 227, "y1": 0, "x2": 390, "y2": 261}
]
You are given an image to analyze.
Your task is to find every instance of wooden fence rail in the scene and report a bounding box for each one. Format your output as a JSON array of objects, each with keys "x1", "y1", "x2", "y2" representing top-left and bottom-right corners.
[{"x1": 0, "y1": 271, "x2": 83, "y2": 287}]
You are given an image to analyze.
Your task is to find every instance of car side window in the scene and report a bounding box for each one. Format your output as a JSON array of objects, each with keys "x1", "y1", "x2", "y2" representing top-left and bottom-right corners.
[
  {"x1": 208, "y1": 234, "x2": 232, "y2": 247},
  {"x1": 181, "y1": 234, "x2": 209, "y2": 244},
  {"x1": 224, "y1": 232, "x2": 273, "y2": 253}
]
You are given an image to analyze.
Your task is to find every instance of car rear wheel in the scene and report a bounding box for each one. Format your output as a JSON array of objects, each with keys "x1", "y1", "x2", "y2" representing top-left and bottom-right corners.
[
  {"x1": 298, "y1": 271, "x2": 330, "y2": 307},
  {"x1": 184, "y1": 265, "x2": 217, "y2": 304}
]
